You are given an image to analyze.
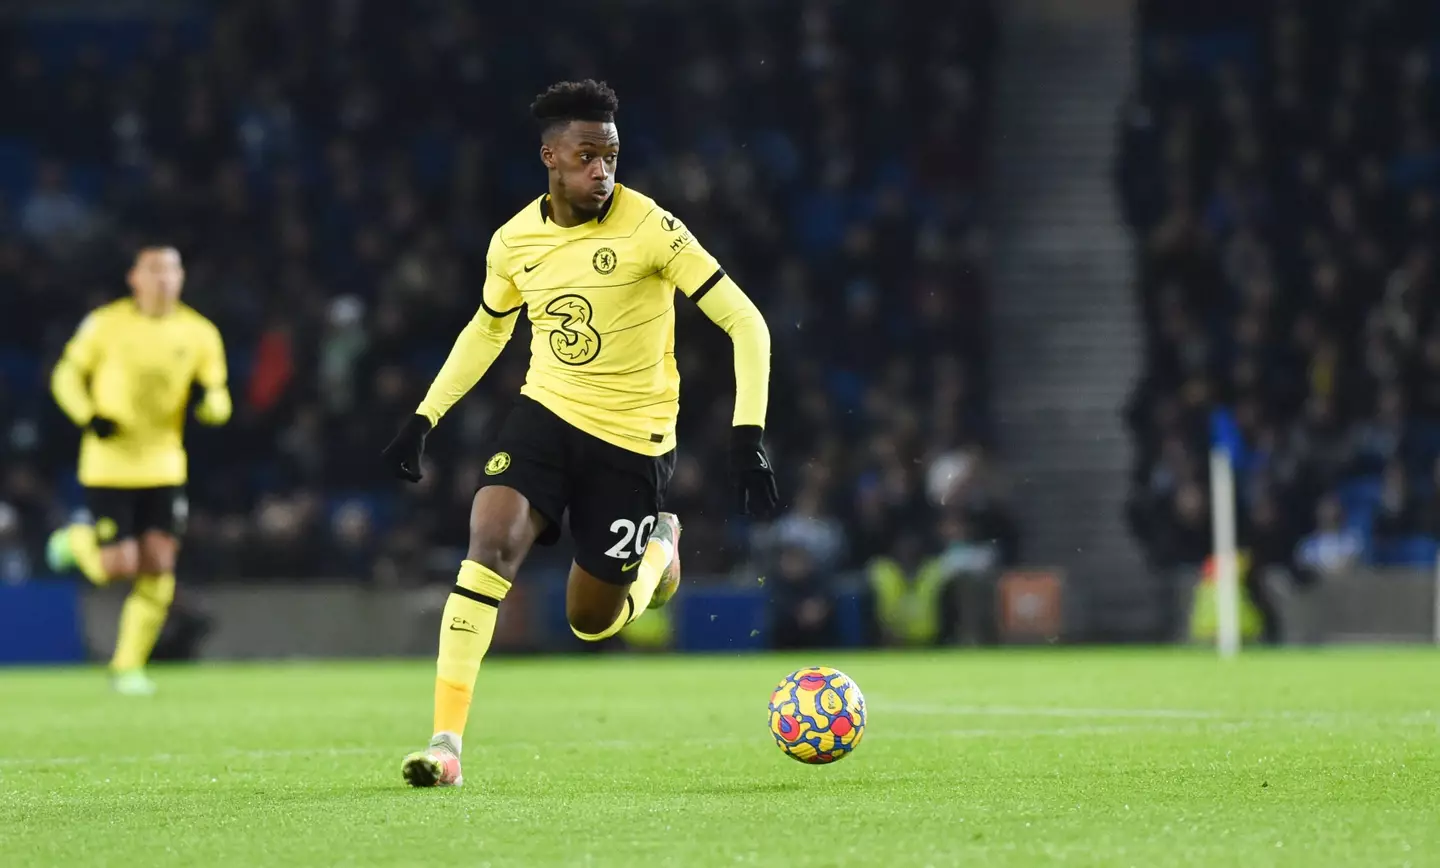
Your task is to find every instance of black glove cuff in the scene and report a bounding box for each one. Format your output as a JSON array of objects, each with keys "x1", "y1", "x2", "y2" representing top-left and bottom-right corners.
[
  {"x1": 732, "y1": 425, "x2": 764, "y2": 450},
  {"x1": 403, "y1": 414, "x2": 434, "y2": 439}
]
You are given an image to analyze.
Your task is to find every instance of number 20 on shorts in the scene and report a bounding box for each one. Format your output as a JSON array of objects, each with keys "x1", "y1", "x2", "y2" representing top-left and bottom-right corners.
[{"x1": 605, "y1": 515, "x2": 656, "y2": 560}]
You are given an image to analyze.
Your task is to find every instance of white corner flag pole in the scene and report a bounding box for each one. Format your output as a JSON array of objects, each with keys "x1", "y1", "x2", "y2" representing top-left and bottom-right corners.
[
  {"x1": 1209, "y1": 448, "x2": 1241, "y2": 658},
  {"x1": 1432, "y1": 547, "x2": 1440, "y2": 646}
]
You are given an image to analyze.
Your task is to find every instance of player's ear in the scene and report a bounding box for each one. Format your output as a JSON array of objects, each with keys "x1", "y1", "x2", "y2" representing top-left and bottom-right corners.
[{"x1": 540, "y1": 143, "x2": 556, "y2": 170}]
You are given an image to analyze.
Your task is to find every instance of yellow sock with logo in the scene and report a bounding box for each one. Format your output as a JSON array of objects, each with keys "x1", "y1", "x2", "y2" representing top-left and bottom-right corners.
[
  {"x1": 67, "y1": 524, "x2": 109, "y2": 586},
  {"x1": 433, "y1": 560, "x2": 511, "y2": 746},
  {"x1": 110, "y1": 573, "x2": 175, "y2": 672},
  {"x1": 571, "y1": 535, "x2": 672, "y2": 642}
]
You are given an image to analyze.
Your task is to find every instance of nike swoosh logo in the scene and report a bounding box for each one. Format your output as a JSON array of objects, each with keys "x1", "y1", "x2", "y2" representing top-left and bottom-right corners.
[
  {"x1": 621, "y1": 559, "x2": 642, "y2": 572},
  {"x1": 448, "y1": 624, "x2": 479, "y2": 633},
  {"x1": 524, "y1": 263, "x2": 540, "y2": 272}
]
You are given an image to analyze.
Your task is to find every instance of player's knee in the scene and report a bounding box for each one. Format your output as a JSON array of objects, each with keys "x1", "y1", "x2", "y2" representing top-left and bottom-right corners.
[
  {"x1": 101, "y1": 542, "x2": 141, "y2": 580},
  {"x1": 465, "y1": 529, "x2": 526, "y2": 581},
  {"x1": 138, "y1": 533, "x2": 178, "y2": 574},
  {"x1": 466, "y1": 493, "x2": 536, "y2": 579},
  {"x1": 567, "y1": 600, "x2": 620, "y2": 638}
]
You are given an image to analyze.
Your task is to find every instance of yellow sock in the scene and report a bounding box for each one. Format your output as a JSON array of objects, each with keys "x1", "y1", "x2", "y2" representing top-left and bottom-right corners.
[
  {"x1": 68, "y1": 524, "x2": 109, "y2": 586},
  {"x1": 433, "y1": 560, "x2": 511, "y2": 744},
  {"x1": 571, "y1": 535, "x2": 672, "y2": 642},
  {"x1": 110, "y1": 573, "x2": 175, "y2": 672}
]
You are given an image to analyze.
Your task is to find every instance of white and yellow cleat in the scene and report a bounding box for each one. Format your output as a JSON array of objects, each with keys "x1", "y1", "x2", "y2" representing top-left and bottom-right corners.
[
  {"x1": 401, "y1": 737, "x2": 463, "y2": 788},
  {"x1": 647, "y1": 512, "x2": 682, "y2": 609},
  {"x1": 111, "y1": 670, "x2": 157, "y2": 697}
]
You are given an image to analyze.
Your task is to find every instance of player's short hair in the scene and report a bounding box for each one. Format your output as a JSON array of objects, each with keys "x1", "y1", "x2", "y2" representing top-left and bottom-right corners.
[
  {"x1": 530, "y1": 79, "x2": 619, "y2": 138},
  {"x1": 133, "y1": 241, "x2": 180, "y2": 262}
]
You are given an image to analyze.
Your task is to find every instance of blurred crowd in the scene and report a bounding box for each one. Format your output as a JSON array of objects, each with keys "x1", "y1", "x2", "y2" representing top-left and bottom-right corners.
[
  {"x1": 1120, "y1": 0, "x2": 1440, "y2": 586},
  {"x1": 0, "y1": 1, "x2": 1015, "y2": 593}
]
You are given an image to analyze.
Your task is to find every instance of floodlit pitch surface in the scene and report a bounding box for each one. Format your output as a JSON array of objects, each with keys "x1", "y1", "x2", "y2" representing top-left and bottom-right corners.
[{"x1": 2, "y1": 648, "x2": 1437, "y2": 866}]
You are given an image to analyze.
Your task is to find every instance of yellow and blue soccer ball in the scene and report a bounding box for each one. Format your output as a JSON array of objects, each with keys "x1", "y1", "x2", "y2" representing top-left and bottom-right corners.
[{"x1": 767, "y1": 666, "x2": 866, "y2": 764}]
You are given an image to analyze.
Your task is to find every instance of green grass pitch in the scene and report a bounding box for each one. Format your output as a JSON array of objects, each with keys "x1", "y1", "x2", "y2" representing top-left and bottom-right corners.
[{"x1": 2, "y1": 648, "x2": 1438, "y2": 867}]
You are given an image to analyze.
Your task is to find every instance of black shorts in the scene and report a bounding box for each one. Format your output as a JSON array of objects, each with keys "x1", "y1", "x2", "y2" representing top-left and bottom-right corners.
[
  {"x1": 480, "y1": 396, "x2": 676, "y2": 584},
  {"x1": 85, "y1": 486, "x2": 188, "y2": 543}
]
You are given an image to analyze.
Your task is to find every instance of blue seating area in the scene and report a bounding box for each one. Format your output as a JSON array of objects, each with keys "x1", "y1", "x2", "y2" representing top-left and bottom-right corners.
[{"x1": 1123, "y1": 0, "x2": 1440, "y2": 572}]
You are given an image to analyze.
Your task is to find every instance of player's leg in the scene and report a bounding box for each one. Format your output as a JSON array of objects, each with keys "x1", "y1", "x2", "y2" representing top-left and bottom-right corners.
[
  {"x1": 565, "y1": 561, "x2": 631, "y2": 637},
  {"x1": 46, "y1": 488, "x2": 141, "y2": 585},
  {"x1": 435, "y1": 485, "x2": 545, "y2": 736},
  {"x1": 403, "y1": 485, "x2": 548, "y2": 788},
  {"x1": 401, "y1": 397, "x2": 569, "y2": 787},
  {"x1": 566, "y1": 448, "x2": 680, "y2": 642},
  {"x1": 107, "y1": 532, "x2": 178, "y2": 696},
  {"x1": 566, "y1": 513, "x2": 682, "y2": 640},
  {"x1": 98, "y1": 542, "x2": 141, "y2": 582},
  {"x1": 109, "y1": 489, "x2": 186, "y2": 695}
]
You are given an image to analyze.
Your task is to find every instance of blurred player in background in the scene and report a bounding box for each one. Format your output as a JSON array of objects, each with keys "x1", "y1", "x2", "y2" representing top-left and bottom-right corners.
[
  {"x1": 382, "y1": 80, "x2": 779, "y2": 787},
  {"x1": 45, "y1": 245, "x2": 232, "y2": 696}
]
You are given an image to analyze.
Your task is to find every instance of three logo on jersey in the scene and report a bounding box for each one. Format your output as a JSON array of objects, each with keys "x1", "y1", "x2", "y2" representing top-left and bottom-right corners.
[
  {"x1": 528, "y1": 235, "x2": 682, "y2": 366},
  {"x1": 517, "y1": 248, "x2": 618, "y2": 366},
  {"x1": 545, "y1": 294, "x2": 602, "y2": 365}
]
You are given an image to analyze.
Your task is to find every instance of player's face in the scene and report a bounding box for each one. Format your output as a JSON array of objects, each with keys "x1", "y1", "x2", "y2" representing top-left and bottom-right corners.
[
  {"x1": 543, "y1": 121, "x2": 619, "y2": 217},
  {"x1": 129, "y1": 248, "x2": 185, "y2": 315}
]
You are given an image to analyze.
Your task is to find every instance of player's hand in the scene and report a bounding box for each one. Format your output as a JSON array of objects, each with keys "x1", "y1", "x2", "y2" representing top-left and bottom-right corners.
[
  {"x1": 87, "y1": 415, "x2": 119, "y2": 439},
  {"x1": 194, "y1": 387, "x2": 232, "y2": 426},
  {"x1": 730, "y1": 425, "x2": 779, "y2": 518},
  {"x1": 382, "y1": 414, "x2": 433, "y2": 483}
]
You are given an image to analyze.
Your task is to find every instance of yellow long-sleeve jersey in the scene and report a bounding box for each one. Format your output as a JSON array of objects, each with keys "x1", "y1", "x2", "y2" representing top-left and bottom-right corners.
[
  {"x1": 52, "y1": 299, "x2": 231, "y2": 487},
  {"x1": 417, "y1": 184, "x2": 770, "y2": 455}
]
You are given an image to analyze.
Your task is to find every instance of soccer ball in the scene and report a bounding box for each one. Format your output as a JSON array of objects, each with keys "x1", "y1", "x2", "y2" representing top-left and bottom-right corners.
[{"x1": 767, "y1": 666, "x2": 866, "y2": 764}]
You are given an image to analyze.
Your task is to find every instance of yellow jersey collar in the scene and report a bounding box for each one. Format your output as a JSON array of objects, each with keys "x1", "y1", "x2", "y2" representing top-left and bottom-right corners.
[{"x1": 540, "y1": 185, "x2": 620, "y2": 226}]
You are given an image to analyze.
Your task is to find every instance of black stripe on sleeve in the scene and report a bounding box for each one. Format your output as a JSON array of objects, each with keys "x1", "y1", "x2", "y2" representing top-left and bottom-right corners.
[
  {"x1": 481, "y1": 298, "x2": 523, "y2": 318},
  {"x1": 689, "y1": 268, "x2": 726, "y2": 303},
  {"x1": 452, "y1": 584, "x2": 502, "y2": 608}
]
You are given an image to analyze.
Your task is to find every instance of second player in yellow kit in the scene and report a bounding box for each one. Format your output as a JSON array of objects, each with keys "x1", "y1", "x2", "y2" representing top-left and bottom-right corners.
[
  {"x1": 382, "y1": 80, "x2": 778, "y2": 788},
  {"x1": 46, "y1": 245, "x2": 232, "y2": 696}
]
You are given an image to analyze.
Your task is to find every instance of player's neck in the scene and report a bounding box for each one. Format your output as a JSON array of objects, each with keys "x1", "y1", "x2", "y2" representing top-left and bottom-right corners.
[
  {"x1": 546, "y1": 194, "x2": 590, "y2": 228},
  {"x1": 544, "y1": 189, "x2": 614, "y2": 229},
  {"x1": 131, "y1": 298, "x2": 176, "y2": 319}
]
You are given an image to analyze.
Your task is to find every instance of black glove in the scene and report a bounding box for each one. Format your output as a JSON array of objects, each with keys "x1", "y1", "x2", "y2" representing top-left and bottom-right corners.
[
  {"x1": 382, "y1": 414, "x2": 433, "y2": 482},
  {"x1": 87, "y1": 415, "x2": 119, "y2": 439},
  {"x1": 730, "y1": 425, "x2": 779, "y2": 518}
]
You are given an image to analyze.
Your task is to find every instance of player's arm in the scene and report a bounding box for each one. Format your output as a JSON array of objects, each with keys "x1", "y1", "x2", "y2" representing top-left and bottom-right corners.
[
  {"x1": 50, "y1": 311, "x2": 118, "y2": 438},
  {"x1": 415, "y1": 286, "x2": 522, "y2": 427},
  {"x1": 691, "y1": 275, "x2": 770, "y2": 429},
  {"x1": 382, "y1": 238, "x2": 524, "y2": 482},
  {"x1": 664, "y1": 219, "x2": 779, "y2": 517},
  {"x1": 194, "y1": 320, "x2": 232, "y2": 426}
]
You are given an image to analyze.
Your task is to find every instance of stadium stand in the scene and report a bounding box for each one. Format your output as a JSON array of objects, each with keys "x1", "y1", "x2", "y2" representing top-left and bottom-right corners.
[
  {"x1": 1121, "y1": 0, "x2": 1440, "y2": 577},
  {"x1": 0, "y1": 1, "x2": 1009, "y2": 584}
]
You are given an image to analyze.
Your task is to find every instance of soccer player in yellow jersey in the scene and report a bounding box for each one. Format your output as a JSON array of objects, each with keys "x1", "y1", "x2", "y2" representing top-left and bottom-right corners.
[
  {"x1": 45, "y1": 245, "x2": 232, "y2": 696},
  {"x1": 382, "y1": 80, "x2": 779, "y2": 787}
]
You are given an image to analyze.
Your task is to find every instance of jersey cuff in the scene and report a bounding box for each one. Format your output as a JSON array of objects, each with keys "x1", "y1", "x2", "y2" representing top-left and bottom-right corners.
[
  {"x1": 689, "y1": 268, "x2": 726, "y2": 302},
  {"x1": 481, "y1": 298, "x2": 523, "y2": 318}
]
